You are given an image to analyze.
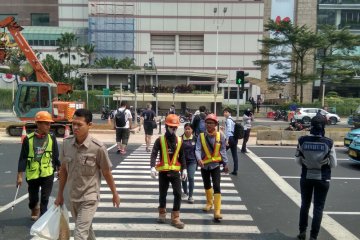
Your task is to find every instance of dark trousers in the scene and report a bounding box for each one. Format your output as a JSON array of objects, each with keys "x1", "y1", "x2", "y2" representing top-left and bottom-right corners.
[
  {"x1": 299, "y1": 178, "x2": 330, "y2": 239},
  {"x1": 158, "y1": 171, "x2": 182, "y2": 211},
  {"x1": 27, "y1": 174, "x2": 54, "y2": 215},
  {"x1": 226, "y1": 136, "x2": 239, "y2": 172},
  {"x1": 241, "y1": 129, "x2": 251, "y2": 152},
  {"x1": 201, "y1": 166, "x2": 221, "y2": 194}
]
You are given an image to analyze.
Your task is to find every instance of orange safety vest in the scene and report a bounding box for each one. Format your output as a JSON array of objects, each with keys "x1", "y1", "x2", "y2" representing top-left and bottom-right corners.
[
  {"x1": 156, "y1": 136, "x2": 182, "y2": 172},
  {"x1": 200, "y1": 132, "x2": 222, "y2": 164}
]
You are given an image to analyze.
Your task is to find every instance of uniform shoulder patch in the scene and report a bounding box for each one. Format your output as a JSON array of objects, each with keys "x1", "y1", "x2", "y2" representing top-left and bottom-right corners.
[{"x1": 91, "y1": 137, "x2": 104, "y2": 147}]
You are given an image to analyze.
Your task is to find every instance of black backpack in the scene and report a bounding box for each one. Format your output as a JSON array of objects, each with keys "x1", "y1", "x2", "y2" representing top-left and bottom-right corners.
[
  {"x1": 232, "y1": 119, "x2": 244, "y2": 139},
  {"x1": 115, "y1": 110, "x2": 126, "y2": 127}
]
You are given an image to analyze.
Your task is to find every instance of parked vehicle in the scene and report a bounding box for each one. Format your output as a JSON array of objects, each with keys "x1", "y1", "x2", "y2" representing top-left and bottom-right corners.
[
  {"x1": 293, "y1": 108, "x2": 340, "y2": 125},
  {"x1": 274, "y1": 110, "x2": 288, "y2": 121},
  {"x1": 344, "y1": 128, "x2": 360, "y2": 148},
  {"x1": 101, "y1": 105, "x2": 113, "y2": 120},
  {"x1": 348, "y1": 136, "x2": 360, "y2": 163}
]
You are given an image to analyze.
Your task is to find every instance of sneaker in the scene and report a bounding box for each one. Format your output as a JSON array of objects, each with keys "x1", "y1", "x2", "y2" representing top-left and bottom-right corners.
[
  {"x1": 116, "y1": 149, "x2": 120, "y2": 154},
  {"x1": 188, "y1": 197, "x2": 194, "y2": 204},
  {"x1": 241, "y1": 150, "x2": 249, "y2": 153},
  {"x1": 120, "y1": 149, "x2": 127, "y2": 155},
  {"x1": 146, "y1": 147, "x2": 151, "y2": 153},
  {"x1": 181, "y1": 192, "x2": 188, "y2": 200}
]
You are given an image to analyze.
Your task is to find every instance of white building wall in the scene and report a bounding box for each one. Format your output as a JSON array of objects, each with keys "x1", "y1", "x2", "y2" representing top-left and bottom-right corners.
[{"x1": 133, "y1": 1, "x2": 264, "y2": 82}]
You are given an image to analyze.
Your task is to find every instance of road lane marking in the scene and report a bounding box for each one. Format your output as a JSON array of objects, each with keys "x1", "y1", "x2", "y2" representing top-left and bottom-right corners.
[
  {"x1": 68, "y1": 223, "x2": 261, "y2": 233},
  {"x1": 246, "y1": 149, "x2": 359, "y2": 240},
  {"x1": 325, "y1": 211, "x2": 360, "y2": 215},
  {"x1": 260, "y1": 157, "x2": 348, "y2": 161},
  {"x1": 281, "y1": 176, "x2": 360, "y2": 180}
]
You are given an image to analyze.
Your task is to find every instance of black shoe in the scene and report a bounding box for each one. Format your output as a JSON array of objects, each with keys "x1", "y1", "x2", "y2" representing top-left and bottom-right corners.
[
  {"x1": 297, "y1": 231, "x2": 306, "y2": 240},
  {"x1": 116, "y1": 149, "x2": 120, "y2": 154},
  {"x1": 241, "y1": 150, "x2": 249, "y2": 153},
  {"x1": 230, "y1": 171, "x2": 237, "y2": 176}
]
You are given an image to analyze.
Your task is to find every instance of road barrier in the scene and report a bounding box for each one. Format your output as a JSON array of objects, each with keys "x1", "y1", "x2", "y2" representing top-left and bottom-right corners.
[
  {"x1": 327, "y1": 131, "x2": 347, "y2": 147},
  {"x1": 281, "y1": 131, "x2": 307, "y2": 146},
  {"x1": 256, "y1": 130, "x2": 282, "y2": 145}
]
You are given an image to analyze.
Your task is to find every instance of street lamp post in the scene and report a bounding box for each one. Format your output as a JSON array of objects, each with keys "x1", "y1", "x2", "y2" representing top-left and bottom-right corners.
[{"x1": 213, "y1": 7, "x2": 227, "y2": 115}]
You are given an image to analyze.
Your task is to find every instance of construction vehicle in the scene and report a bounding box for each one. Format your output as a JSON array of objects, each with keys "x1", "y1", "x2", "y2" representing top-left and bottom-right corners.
[{"x1": 0, "y1": 16, "x2": 84, "y2": 136}]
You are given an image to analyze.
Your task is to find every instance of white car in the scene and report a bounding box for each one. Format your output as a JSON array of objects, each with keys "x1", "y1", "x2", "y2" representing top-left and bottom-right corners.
[{"x1": 293, "y1": 108, "x2": 340, "y2": 125}]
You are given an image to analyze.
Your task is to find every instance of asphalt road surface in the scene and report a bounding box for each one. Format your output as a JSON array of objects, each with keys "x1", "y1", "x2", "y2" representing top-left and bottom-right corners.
[{"x1": 0, "y1": 141, "x2": 358, "y2": 240}]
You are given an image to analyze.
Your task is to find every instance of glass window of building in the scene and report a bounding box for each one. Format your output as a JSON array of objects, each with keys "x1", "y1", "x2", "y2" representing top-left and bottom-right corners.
[
  {"x1": 151, "y1": 35, "x2": 175, "y2": 52},
  {"x1": 31, "y1": 13, "x2": 50, "y2": 26},
  {"x1": 179, "y1": 35, "x2": 204, "y2": 52}
]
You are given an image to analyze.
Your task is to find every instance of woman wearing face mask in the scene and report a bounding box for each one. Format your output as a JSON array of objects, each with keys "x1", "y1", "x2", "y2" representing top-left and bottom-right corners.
[
  {"x1": 195, "y1": 114, "x2": 228, "y2": 222},
  {"x1": 150, "y1": 114, "x2": 187, "y2": 229},
  {"x1": 181, "y1": 123, "x2": 197, "y2": 203}
]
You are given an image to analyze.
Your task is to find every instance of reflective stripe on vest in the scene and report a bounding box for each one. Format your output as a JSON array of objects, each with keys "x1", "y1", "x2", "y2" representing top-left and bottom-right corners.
[
  {"x1": 200, "y1": 132, "x2": 221, "y2": 164},
  {"x1": 156, "y1": 136, "x2": 182, "y2": 172},
  {"x1": 26, "y1": 133, "x2": 54, "y2": 180}
]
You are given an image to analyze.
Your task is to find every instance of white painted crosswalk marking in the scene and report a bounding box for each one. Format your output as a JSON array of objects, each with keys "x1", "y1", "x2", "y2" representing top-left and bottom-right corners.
[{"x1": 66, "y1": 144, "x2": 260, "y2": 238}]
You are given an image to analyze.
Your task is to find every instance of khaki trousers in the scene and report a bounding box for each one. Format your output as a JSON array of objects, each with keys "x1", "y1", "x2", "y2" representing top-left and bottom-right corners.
[{"x1": 70, "y1": 200, "x2": 99, "y2": 240}]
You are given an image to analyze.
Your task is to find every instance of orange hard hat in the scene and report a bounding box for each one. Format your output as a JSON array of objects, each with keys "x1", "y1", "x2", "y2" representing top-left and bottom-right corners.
[
  {"x1": 165, "y1": 114, "x2": 180, "y2": 127},
  {"x1": 35, "y1": 111, "x2": 54, "y2": 123},
  {"x1": 205, "y1": 113, "x2": 218, "y2": 124}
]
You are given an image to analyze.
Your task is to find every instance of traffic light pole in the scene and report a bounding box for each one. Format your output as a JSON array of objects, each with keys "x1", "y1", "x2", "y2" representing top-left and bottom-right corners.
[
  {"x1": 155, "y1": 67, "x2": 159, "y2": 117},
  {"x1": 236, "y1": 84, "x2": 240, "y2": 120}
]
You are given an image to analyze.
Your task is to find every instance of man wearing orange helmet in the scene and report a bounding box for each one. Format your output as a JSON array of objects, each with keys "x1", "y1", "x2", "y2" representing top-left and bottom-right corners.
[
  {"x1": 16, "y1": 111, "x2": 60, "y2": 221},
  {"x1": 195, "y1": 113, "x2": 228, "y2": 222},
  {"x1": 150, "y1": 114, "x2": 187, "y2": 229}
]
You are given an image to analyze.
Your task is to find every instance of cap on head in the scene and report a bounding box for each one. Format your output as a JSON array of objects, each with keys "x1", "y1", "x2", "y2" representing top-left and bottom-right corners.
[
  {"x1": 35, "y1": 111, "x2": 54, "y2": 123},
  {"x1": 205, "y1": 113, "x2": 218, "y2": 124},
  {"x1": 165, "y1": 114, "x2": 180, "y2": 127},
  {"x1": 311, "y1": 115, "x2": 325, "y2": 129}
]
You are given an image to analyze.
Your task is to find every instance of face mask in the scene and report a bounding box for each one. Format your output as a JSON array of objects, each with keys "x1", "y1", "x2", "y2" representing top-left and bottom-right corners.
[{"x1": 167, "y1": 127, "x2": 177, "y2": 135}]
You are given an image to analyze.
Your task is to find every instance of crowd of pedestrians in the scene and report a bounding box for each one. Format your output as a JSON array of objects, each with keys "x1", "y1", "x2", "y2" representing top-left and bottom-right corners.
[{"x1": 14, "y1": 100, "x2": 336, "y2": 239}]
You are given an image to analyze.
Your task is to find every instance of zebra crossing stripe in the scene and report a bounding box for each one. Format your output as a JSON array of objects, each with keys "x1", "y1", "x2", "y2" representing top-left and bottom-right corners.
[
  {"x1": 101, "y1": 180, "x2": 236, "y2": 187},
  {"x1": 100, "y1": 187, "x2": 239, "y2": 194},
  {"x1": 68, "y1": 223, "x2": 261, "y2": 233},
  {"x1": 110, "y1": 175, "x2": 233, "y2": 182},
  {"x1": 97, "y1": 201, "x2": 248, "y2": 210},
  {"x1": 100, "y1": 194, "x2": 242, "y2": 201}
]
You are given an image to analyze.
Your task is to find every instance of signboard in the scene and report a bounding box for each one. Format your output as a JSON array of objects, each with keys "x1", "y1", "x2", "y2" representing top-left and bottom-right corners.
[{"x1": 103, "y1": 88, "x2": 110, "y2": 96}]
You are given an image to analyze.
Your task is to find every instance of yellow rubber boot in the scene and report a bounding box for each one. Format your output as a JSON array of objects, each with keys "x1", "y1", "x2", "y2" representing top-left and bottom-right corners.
[
  {"x1": 157, "y1": 207, "x2": 166, "y2": 223},
  {"x1": 202, "y1": 188, "x2": 213, "y2": 212},
  {"x1": 214, "y1": 193, "x2": 222, "y2": 220}
]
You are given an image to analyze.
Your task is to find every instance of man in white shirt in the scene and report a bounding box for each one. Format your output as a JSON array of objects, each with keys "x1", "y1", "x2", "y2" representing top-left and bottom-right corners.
[
  {"x1": 222, "y1": 108, "x2": 239, "y2": 175},
  {"x1": 113, "y1": 101, "x2": 132, "y2": 154}
]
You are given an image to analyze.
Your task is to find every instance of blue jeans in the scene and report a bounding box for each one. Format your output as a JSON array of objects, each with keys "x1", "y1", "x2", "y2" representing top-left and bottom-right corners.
[
  {"x1": 299, "y1": 178, "x2": 330, "y2": 239},
  {"x1": 182, "y1": 162, "x2": 197, "y2": 198}
]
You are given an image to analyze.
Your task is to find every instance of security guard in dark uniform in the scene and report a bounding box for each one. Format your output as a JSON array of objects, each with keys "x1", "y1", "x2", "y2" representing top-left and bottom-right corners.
[
  {"x1": 295, "y1": 115, "x2": 337, "y2": 240},
  {"x1": 17, "y1": 111, "x2": 60, "y2": 220}
]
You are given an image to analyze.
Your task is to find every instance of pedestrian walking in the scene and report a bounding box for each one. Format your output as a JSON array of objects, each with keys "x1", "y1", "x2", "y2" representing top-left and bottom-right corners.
[
  {"x1": 150, "y1": 114, "x2": 187, "y2": 229},
  {"x1": 169, "y1": 104, "x2": 176, "y2": 115},
  {"x1": 222, "y1": 108, "x2": 239, "y2": 175},
  {"x1": 55, "y1": 109, "x2": 120, "y2": 240},
  {"x1": 16, "y1": 111, "x2": 60, "y2": 221},
  {"x1": 181, "y1": 123, "x2": 197, "y2": 203},
  {"x1": 195, "y1": 114, "x2": 228, "y2": 222},
  {"x1": 141, "y1": 103, "x2": 157, "y2": 152},
  {"x1": 192, "y1": 105, "x2": 207, "y2": 138},
  {"x1": 114, "y1": 101, "x2": 132, "y2": 154},
  {"x1": 241, "y1": 109, "x2": 253, "y2": 153},
  {"x1": 295, "y1": 115, "x2": 337, "y2": 240},
  {"x1": 256, "y1": 98, "x2": 261, "y2": 113}
]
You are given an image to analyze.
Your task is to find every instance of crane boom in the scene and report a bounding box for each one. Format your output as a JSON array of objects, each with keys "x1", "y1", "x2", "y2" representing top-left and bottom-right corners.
[{"x1": 0, "y1": 16, "x2": 55, "y2": 84}]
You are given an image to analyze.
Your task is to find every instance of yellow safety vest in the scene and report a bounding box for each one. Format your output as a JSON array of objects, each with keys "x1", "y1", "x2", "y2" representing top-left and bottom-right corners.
[
  {"x1": 156, "y1": 136, "x2": 182, "y2": 172},
  {"x1": 200, "y1": 132, "x2": 222, "y2": 164},
  {"x1": 26, "y1": 133, "x2": 54, "y2": 180}
]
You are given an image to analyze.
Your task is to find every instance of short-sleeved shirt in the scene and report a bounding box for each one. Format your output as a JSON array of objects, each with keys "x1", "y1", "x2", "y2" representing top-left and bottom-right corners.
[
  {"x1": 141, "y1": 109, "x2": 156, "y2": 122},
  {"x1": 115, "y1": 107, "x2": 132, "y2": 129},
  {"x1": 60, "y1": 135, "x2": 112, "y2": 202}
]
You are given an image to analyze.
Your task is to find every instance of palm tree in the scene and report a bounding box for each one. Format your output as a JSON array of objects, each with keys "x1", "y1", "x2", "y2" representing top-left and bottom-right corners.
[
  {"x1": 94, "y1": 56, "x2": 119, "y2": 69},
  {"x1": 56, "y1": 32, "x2": 79, "y2": 80},
  {"x1": 80, "y1": 43, "x2": 96, "y2": 66}
]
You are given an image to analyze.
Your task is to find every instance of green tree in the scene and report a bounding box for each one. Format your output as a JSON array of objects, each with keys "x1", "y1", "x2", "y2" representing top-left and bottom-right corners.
[
  {"x1": 56, "y1": 32, "x2": 81, "y2": 79},
  {"x1": 316, "y1": 25, "x2": 360, "y2": 105},
  {"x1": 94, "y1": 56, "x2": 119, "y2": 68},
  {"x1": 118, "y1": 57, "x2": 140, "y2": 69},
  {"x1": 254, "y1": 19, "x2": 319, "y2": 103},
  {"x1": 41, "y1": 54, "x2": 65, "y2": 82},
  {"x1": 79, "y1": 43, "x2": 96, "y2": 66}
]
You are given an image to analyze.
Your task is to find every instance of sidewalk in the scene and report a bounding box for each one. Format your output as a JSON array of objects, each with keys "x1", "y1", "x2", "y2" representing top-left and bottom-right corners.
[{"x1": 0, "y1": 126, "x2": 257, "y2": 146}]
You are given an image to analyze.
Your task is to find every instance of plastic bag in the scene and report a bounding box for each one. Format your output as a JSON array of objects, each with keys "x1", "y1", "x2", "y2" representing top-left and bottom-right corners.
[{"x1": 30, "y1": 200, "x2": 70, "y2": 240}]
